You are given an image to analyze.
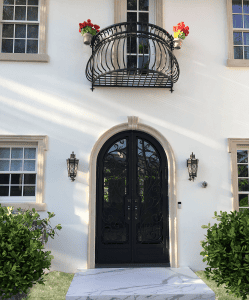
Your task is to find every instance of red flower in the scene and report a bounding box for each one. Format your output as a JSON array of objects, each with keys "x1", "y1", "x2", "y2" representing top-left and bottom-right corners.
[
  {"x1": 93, "y1": 24, "x2": 100, "y2": 30},
  {"x1": 97, "y1": 29, "x2": 100, "y2": 33},
  {"x1": 177, "y1": 22, "x2": 185, "y2": 31},
  {"x1": 87, "y1": 19, "x2": 91, "y2": 23},
  {"x1": 173, "y1": 26, "x2": 178, "y2": 32},
  {"x1": 87, "y1": 22, "x2": 93, "y2": 28}
]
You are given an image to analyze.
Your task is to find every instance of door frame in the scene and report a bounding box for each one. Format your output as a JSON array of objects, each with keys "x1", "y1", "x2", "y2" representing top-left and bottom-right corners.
[{"x1": 88, "y1": 116, "x2": 178, "y2": 268}]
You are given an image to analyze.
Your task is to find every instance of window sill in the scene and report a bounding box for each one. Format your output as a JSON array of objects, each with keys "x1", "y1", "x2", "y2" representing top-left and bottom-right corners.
[
  {"x1": 0, "y1": 202, "x2": 47, "y2": 212},
  {"x1": 0, "y1": 53, "x2": 49, "y2": 62},
  {"x1": 227, "y1": 59, "x2": 249, "y2": 68}
]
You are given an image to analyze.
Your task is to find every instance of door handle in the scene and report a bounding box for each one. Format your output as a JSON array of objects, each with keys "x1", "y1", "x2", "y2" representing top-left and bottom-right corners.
[
  {"x1": 125, "y1": 198, "x2": 131, "y2": 222},
  {"x1": 134, "y1": 198, "x2": 140, "y2": 220}
]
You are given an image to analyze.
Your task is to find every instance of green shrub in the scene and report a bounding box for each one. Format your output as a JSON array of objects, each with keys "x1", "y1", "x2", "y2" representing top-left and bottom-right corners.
[
  {"x1": 200, "y1": 209, "x2": 249, "y2": 300},
  {"x1": 0, "y1": 205, "x2": 62, "y2": 300}
]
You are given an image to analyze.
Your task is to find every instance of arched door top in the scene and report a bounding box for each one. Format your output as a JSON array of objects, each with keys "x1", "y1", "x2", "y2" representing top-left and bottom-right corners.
[{"x1": 88, "y1": 116, "x2": 178, "y2": 268}]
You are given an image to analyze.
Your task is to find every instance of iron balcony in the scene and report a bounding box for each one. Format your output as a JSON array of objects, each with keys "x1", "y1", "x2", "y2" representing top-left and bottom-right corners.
[{"x1": 85, "y1": 22, "x2": 180, "y2": 92}]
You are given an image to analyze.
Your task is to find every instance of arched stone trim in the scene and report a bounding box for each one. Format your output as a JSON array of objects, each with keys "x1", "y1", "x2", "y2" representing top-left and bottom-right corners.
[{"x1": 88, "y1": 117, "x2": 178, "y2": 268}]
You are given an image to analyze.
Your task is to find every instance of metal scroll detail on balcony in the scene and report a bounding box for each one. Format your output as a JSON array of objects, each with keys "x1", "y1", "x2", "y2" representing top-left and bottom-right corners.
[{"x1": 85, "y1": 22, "x2": 180, "y2": 92}]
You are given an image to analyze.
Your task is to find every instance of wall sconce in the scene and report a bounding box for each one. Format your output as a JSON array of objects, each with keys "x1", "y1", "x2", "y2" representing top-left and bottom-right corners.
[
  {"x1": 187, "y1": 152, "x2": 199, "y2": 181},
  {"x1": 66, "y1": 151, "x2": 79, "y2": 182}
]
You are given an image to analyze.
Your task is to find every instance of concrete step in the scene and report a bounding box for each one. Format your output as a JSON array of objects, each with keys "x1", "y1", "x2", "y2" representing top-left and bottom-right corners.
[{"x1": 66, "y1": 267, "x2": 215, "y2": 300}]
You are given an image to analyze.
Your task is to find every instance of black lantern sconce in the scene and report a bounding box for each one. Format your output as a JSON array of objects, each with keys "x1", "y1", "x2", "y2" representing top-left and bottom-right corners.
[
  {"x1": 187, "y1": 152, "x2": 199, "y2": 181},
  {"x1": 67, "y1": 151, "x2": 79, "y2": 182}
]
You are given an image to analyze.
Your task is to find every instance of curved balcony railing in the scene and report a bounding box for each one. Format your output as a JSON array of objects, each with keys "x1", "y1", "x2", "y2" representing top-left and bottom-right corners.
[{"x1": 85, "y1": 22, "x2": 180, "y2": 92}]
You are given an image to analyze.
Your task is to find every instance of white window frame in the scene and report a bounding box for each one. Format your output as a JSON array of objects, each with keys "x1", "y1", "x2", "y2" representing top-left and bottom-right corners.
[
  {"x1": 228, "y1": 138, "x2": 249, "y2": 212},
  {"x1": 0, "y1": 0, "x2": 49, "y2": 62},
  {"x1": 227, "y1": 0, "x2": 249, "y2": 67},
  {"x1": 0, "y1": 135, "x2": 48, "y2": 212}
]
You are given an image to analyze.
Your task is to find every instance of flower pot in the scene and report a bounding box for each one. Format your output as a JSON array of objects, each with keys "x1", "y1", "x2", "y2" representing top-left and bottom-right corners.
[
  {"x1": 174, "y1": 38, "x2": 183, "y2": 50},
  {"x1": 83, "y1": 33, "x2": 93, "y2": 45}
]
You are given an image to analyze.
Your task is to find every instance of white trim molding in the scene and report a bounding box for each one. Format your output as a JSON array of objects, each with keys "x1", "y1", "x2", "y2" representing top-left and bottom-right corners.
[
  {"x1": 0, "y1": 135, "x2": 48, "y2": 212},
  {"x1": 88, "y1": 117, "x2": 178, "y2": 269}
]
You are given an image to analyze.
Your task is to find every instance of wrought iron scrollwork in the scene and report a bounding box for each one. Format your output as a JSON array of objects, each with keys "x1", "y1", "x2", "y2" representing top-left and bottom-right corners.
[
  {"x1": 85, "y1": 22, "x2": 180, "y2": 91},
  {"x1": 137, "y1": 138, "x2": 163, "y2": 244}
]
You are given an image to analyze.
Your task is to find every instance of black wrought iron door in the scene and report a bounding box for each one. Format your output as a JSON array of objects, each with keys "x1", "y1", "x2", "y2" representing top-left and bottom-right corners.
[{"x1": 96, "y1": 130, "x2": 169, "y2": 265}]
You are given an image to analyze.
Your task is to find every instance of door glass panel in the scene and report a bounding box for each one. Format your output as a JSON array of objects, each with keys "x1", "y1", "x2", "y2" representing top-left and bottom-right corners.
[
  {"x1": 102, "y1": 139, "x2": 129, "y2": 244},
  {"x1": 137, "y1": 138, "x2": 163, "y2": 244}
]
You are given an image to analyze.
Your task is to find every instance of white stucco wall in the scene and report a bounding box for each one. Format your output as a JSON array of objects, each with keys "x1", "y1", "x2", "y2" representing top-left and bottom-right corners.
[{"x1": 0, "y1": 0, "x2": 247, "y2": 274}]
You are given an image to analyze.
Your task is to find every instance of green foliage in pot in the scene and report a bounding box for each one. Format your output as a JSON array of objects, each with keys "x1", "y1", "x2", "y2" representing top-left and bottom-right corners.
[
  {"x1": 200, "y1": 209, "x2": 249, "y2": 300},
  {"x1": 0, "y1": 205, "x2": 62, "y2": 300}
]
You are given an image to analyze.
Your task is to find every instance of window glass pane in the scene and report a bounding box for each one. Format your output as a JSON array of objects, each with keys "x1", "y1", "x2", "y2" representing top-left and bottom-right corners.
[
  {"x1": 24, "y1": 160, "x2": 35, "y2": 171},
  {"x1": 127, "y1": 12, "x2": 137, "y2": 32},
  {"x1": 239, "y1": 194, "x2": 249, "y2": 207},
  {"x1": 244, "y1": 46, "x2": 249, "y2": 59},
  {"x1": 139, "y1": 37, "x2": 149, "y2": 54},
  {"x1": 243, "y1": 32, "x2": 249, "y2": 45},
  {"x1": 127, "y1": 55, "x2": 137, "y2": 75},
  {"x1": 139, "y1": 0, "x2": 149, "y2": 11},
  {"x1": 0, "y1": 148, "x2": 10, "y2": 159},
  {"x1": 24, "y1": 174, "x2": 36, "y2": 184},
  {"x1": 2, "y1": 39, "x2": 13, "y2": 53},
  {"x1": 4, "y1": 0, "x2": 14, "y2": 4},
  {"x1": 11, "y1": 148, "x2": 23, "y2": 159},
  {"x1": 239, "y1": 178, "x2": 249, "y2": 191},
  {"x1": 127, "y1": 0, "x2": 137, "y2": 10},
  {"x1": 127, "y1": 36, "x2": 137, "y2": 53},
  {"x1": 244, "y1": 15, "x2": 249, "y2": 28},
  {"x1": 27, "y1": 25, "x2": 38, "y2": 38},
  {"x1": 11, "y1": 174, "x2": 23, "y2": 184},
  {"x1": 27, "y1": 6, "x2": 38, "y2": 21},
  {"x1": 139, "y1": 12, "x2": 148, "y2": 23},
  {"x1": 233, "y1": 0, "x2": 242, "y2": 13},
  {"x1": 234, "y1": 46, "x2": 243, "y2": 58},
  {"x1": 233, "y1": 14, "x2": 243, "y2": 28},
  {"x1": 24, "y1": 148, "x2": 36, "y2": 159},
  {"x1": 0, "y1": 187, "x2": 9, "y2": 196},
  {"x1": 139, "y1": 13, "x2": 148, "y2": 31},
  {"x1": 138, "y1": 55, "x2": 149, "y2": 72},
  {"x1": 23, "y1": 186, "x2": 35, "y2": 196},
  {"x1": 0, "y1": 161, "x2": 10, "y2": 171},
  {"x1": 238, "y1": 165, "x2": 248, "y2": 177},
  {"x1": 10, "y1": 160, "x2": 22, "y2": 171},
  {"x1": 3, "y1": 6, "x2": 14, "y2": 20},
  {"x1": 28, "y1": 0, "x2": 38, "y2": 5},
  {"x1": 27, "y1": 40, "x2": 38, "y2": 53},
  {"x1": 16, "y1": 0, "x2": 26, "y2": 4},
  {"x1": 0, "y1": 174, "x2": 10, "y2": 184},
  {"x1": 14, "y1": 39, "x2": 26, "y2": 53},
  {"x1": 238, "y1": 150, "x2": 248, "y2": 163},
  {"x1": 10, "y1": 186, "x2": 22, "y2": 196},
  {"x1": 15, "y1": 24, "x2": 26, "y2": 38},
  {"x1": 234, "y1": 32, "x2": 242, "y2": 44},
  {"x1": 15, "y1": 6, "x2": 26, "y2": 20},
  {"x1": 244, "y1": 0, "x2": 249, "y2": 13},
  {"x1": 2, "y1": 24, "x2": 14, "y2": 38}
]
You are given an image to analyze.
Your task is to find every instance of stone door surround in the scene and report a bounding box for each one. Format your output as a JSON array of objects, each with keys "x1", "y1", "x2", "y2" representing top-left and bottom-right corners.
[{"x1": 88, "y1": 116, "x2": 178, "y2": 268}]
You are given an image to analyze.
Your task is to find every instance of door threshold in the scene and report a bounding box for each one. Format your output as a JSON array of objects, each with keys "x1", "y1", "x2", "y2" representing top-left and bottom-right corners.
[{"x1": 95, "y1": 263, "x2": 170, "y2": 268}]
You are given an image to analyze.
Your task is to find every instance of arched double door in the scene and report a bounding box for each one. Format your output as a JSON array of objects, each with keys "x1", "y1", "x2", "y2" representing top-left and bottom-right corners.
[{"x1": 96, "y1": 130, "x2": 169, "y2": 265}]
